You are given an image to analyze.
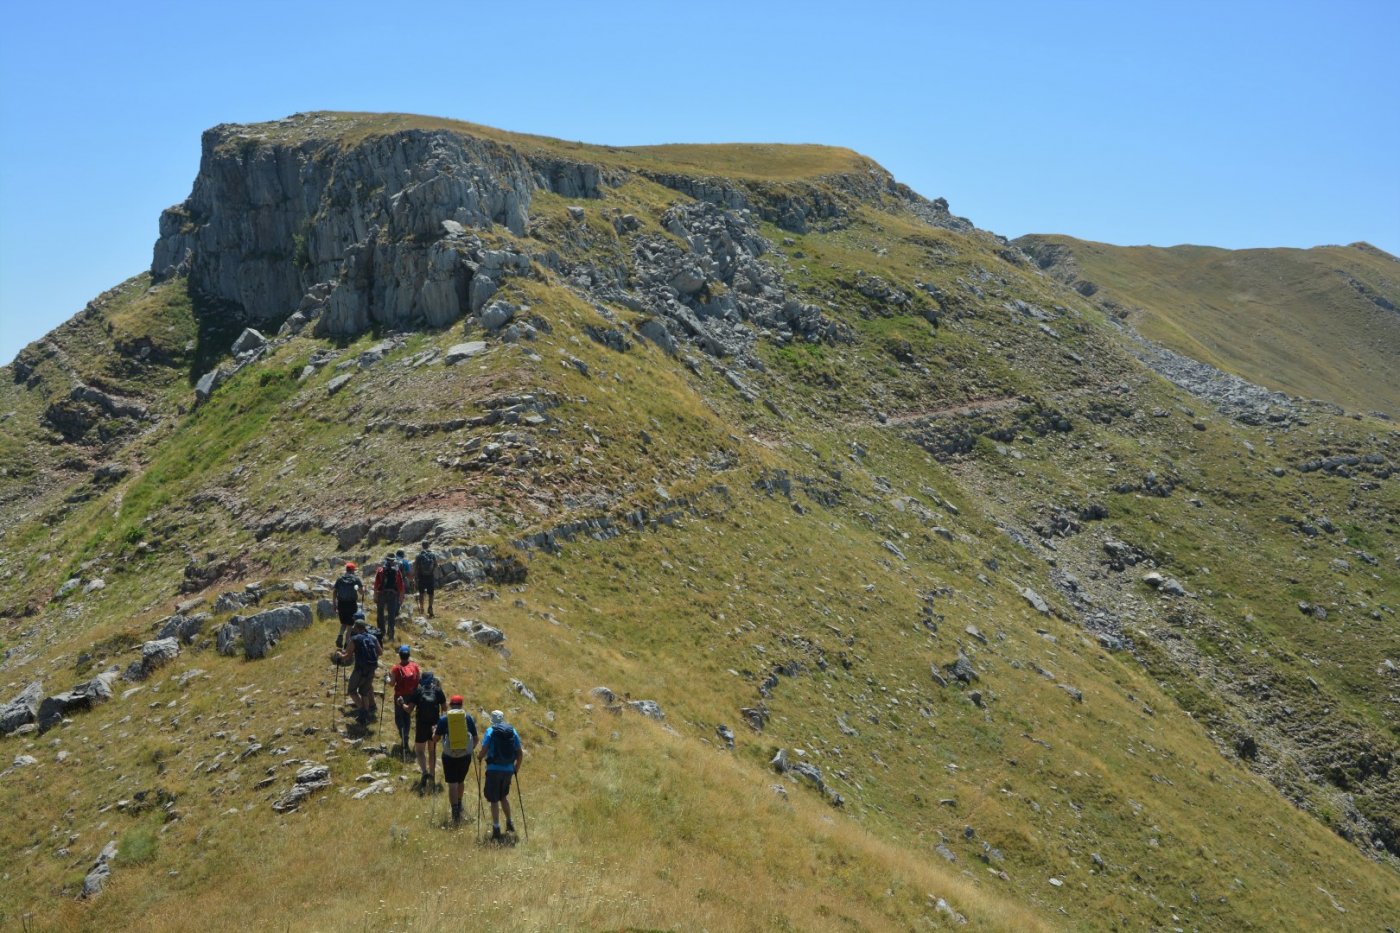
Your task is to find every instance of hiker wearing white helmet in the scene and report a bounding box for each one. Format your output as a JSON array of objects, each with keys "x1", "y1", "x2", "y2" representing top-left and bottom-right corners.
[{"x1": 477, "y1": 709, "x2": 523, "y2": 840}]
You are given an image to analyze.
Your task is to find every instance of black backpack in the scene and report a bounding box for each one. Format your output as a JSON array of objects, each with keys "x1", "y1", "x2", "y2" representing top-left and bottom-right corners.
[
  {"x1": 415, "y1": 550, "x2": 438, "y2": 576},
  {"x1": 413, "y1": 676, "x2": 441, "y2": 719},
  {"x1": 334, "y1": 573, "x2": 359, "y2": 603},
  {"x1": 381, "y1": 562, "x2": 400, "y2": 590}
]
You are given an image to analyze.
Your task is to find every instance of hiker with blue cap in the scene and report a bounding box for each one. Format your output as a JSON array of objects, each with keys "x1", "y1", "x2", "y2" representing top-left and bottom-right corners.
[{"x1": 388, "y1": 645, "x2": 420, "y2": 758}]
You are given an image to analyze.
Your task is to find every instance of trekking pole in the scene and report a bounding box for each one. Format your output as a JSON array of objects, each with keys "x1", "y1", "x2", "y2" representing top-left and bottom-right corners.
[
  {"x1": 475, "y1": 757, "x2": 484, "y2": 844},
  {"x1": 430, "y1": 765, "x2": 439, "y2": 826},
  {"x1": 515, "y1": 769, "x2": 528, "y2": 841}
]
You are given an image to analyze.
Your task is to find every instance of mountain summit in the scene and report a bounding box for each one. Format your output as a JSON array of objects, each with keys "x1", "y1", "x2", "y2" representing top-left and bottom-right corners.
[{"x1": 1, "y1": 112, "x2": 1397, "y2": 931}]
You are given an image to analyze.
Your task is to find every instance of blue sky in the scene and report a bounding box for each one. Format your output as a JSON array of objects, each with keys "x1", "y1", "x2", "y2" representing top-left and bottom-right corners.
[{"x1": 2, "y1": 0, "x2": 1397, "y2": 365}]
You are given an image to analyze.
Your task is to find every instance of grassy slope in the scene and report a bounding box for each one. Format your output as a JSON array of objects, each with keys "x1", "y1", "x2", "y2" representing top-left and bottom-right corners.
[
  {"x1": 1, "y1": 125, "x2": 1398, "y2": 931},
  {"x1": 1015, "y1": 234, "x2": 1400, "y2": 414}
]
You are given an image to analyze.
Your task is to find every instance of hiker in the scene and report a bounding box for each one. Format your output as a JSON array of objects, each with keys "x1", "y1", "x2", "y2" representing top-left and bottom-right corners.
[
  {"x1": 435, "y1": 695, "x2": 478, "y2": 823},
  {"x1": 414, "y1": 540, "x2": 439, "y2": 618},
  {"x1": 374, "y1": 553, "x2": 406, "y2": 640},
  {"x1": 389, "y1": 645, "x2": 421, "y2": 757},
  {"x1": 332, "y1": 615, "x2": 380, "y2": 726},
  {"x1": 397, "y1": 549, "x2": 414, "y2": 599},
  {"x1": 407, "y1": 669, "x2": 447, "y2": 791},
  {"x1": 477, "y1": 709, "x2": 523, "y2": 839},
  {"x1": 332, "y1": 561, "x2": 364, "y2": 649}
]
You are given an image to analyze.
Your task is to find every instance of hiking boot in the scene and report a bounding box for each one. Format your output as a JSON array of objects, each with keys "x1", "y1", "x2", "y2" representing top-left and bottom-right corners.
[
  {"x1": 506, "y1": 821, "x2": 515, "y2": 834},
  {"x1": 452, "y1": 805, "x2": 462, "y2": 824},
  {"x1": 491, "y1": 826, "x2": 503, "y2": 840}
]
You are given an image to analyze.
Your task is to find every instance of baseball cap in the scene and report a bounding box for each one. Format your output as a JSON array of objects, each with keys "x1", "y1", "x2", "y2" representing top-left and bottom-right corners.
[
  {"x1": 345, "y1": 561, "x2": 356, "y2": 571},
  {"x1": 490, "y1": 710, "x2": 505, "y2": 726},
  {"x1": 449, "y1": 695, "x2": 464, "y2": 706},
  {"x1": 398, "y1": 645, "x2": 410, "y2": 656}
]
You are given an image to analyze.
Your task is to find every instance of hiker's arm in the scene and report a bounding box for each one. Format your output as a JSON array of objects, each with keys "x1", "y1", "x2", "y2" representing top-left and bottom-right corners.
[{"x1": 514, "y1": 745, "x2": 523, "y2": 772}]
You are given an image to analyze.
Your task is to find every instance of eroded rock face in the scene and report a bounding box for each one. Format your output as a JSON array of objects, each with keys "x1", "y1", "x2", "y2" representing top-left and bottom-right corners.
[
  {"x1": 0, "y1": 681, "x2": 43, "y2": 735},
  {"x1": 152, "y1": 119, "x2": 616, "y2": 336}
]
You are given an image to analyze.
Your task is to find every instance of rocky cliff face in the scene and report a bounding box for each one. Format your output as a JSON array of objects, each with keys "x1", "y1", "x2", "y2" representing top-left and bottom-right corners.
[
  {"x1": 153, "y1": 118, "x2": 616, "y2": 335},
  {"x1": 151, "y1": 113, "x2": 974, "y2": 345}
]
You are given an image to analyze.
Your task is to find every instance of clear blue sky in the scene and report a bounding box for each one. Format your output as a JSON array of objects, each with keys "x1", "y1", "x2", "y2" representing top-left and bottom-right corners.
[{"x1": 2, "y1": 0, "x2": 1397, "y2": 365}]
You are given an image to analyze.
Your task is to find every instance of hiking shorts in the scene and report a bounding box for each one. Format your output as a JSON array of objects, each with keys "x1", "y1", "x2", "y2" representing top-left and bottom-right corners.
[
  {"x1": 337, "y1": 602, "x2": 357, "y2": 627},
  {"x1": 417, "y1": 573, "x2": 434, "y2": 596},
  {"x1": 484, "y1": 770, "x2": 513, "y2": 802},
  {"x1": 347, "y1": 666, "x2": 375, "y2": 699},
  {"x1": 415, "y1": 719, "x2": 437, "y2": 744},
  {"x1": 442, "y1": 752, "x2": 471, "y2": 784}
]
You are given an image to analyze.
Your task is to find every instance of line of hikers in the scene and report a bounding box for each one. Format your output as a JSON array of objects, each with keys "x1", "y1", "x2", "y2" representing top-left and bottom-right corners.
[
  {"x1": 328, "y1": 549, "x2": 524, "y2": 838},
  {"x1": 332, "y1": 543, "x2": 441, "y2": 647}
]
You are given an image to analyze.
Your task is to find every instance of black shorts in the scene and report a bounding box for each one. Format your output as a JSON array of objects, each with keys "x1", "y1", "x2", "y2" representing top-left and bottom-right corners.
[
  {"x1": 442, "y1": 753, "x2": 471, "y2": 784},
  {"x1": 484, "y1": 770, "x2": 513, "y2": 802},
  {"x1": 417, "y1": 574, "x2": 434, "y2": 595},
  {"x1": 414, "y1": 719, "x2": 437, "y2": 744},
  {"x1": 337, "y1": 603, "x2": 358, "y2": 626}
]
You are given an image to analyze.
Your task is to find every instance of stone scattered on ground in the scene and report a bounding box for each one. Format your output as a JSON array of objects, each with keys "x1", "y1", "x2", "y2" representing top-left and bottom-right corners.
[
  {"x1": 1020, "y1": 587, "x2": 1050, "y2": 614},
  {"x1": 627, "y1": 699, "x2": 664, "y2": 720},
  {"x1": 80, "y1": 841, "x2": 119, "y2": 899},
  {"x1": 352, "y1": 779, "x2": 393, "y2": 800},
  {"x1": 444, "y1": 342, "x2": 487, "y2": 365},
  {"x1": 272, "y1": 763, "x2": 332, "y2": 812},
  {"x1": 511, "y1": 679, "x2": 538, "y2": 702},
  {"x1": 458, "y1": 620, "x2": 505, "y2": 647}
]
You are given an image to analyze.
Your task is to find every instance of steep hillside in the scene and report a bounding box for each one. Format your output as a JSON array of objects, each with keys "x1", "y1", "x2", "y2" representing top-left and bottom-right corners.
[
  {"x1": 1, "y1": 112, "x2": 1397, "y2": 931},
  {"x1": 1014, "y1": 234, "x2": 1400, "y2": 415}
]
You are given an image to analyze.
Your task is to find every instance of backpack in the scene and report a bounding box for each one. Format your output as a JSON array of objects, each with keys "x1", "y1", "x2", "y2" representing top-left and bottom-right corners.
[
  {"x1": 446, "y1": 708, "x2": 471, "y2": 754},
  {"x1": 380, "y1": 563, "x2": 400, "y2": 591},
  {"x1": 352, "y1": 632, "x2": 379, "y2": 669},
  {"x1": 334, "y1": 573, "x2": 359, "y2": 603},
  {"x1": 486, "y1": 724, "x2": 518, "y2": 766},
  {"x1": 394, "y1": 661, "x2": 421, "y2": 697},
  {"x1": 412, "y1": 675, "x2": 441, "y2": 720},
  {"x1": 415, "y1": 550, "x2": 438, "y2": 576}
]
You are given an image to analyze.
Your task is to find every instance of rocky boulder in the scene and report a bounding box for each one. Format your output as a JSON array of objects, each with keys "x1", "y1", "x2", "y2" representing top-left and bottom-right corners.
[
  {"x1": 0, "y1": 681, "x2": 44, "y2": 735},
  {"x1": 272, "y1": 763, "x2": 332, "y2": 812},
  {"x1": 123, "y1": 638, "x2": 181, "y2": 681},
  {"x1": 231, "y1": 604, "x2": 314, "y2": 659},
  {"x1": 458, "y1": 620, "x2": 505, "y2": 647},
  {"x1": 80, "y1": 841, "x2": 119, "y2": 899},
  {"x1": 36, "y1": 672, "x2": 118, "y2": 732},
  {"x1": 155, "y1": 612, "x2": 209, "y2": 644},
  {"x1": 627, "y1": 699, "x2": 665, "y2": 721}
]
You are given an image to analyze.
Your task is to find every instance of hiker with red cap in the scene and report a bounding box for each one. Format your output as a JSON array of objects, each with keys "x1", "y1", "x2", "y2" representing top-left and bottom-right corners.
[
  {"x1": 332, "y1": 561, "x2": 364, "y2": 649},
  {"x1": 435, "y1": 695, "x2": 478, "y2": 824}
]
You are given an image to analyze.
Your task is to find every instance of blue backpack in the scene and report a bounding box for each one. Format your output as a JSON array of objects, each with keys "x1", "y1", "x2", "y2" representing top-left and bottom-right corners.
[
  {"x1": 352, "y1": 632, "x2": 379, "y2": 669},
  {"x1": 487, "y1": 724, "x2": 518, "y2": 765}
]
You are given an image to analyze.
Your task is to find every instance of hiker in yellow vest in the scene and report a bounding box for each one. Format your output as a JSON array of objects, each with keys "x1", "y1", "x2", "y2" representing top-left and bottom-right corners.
[{"x1": 434, "y1": 695, "x2": 478, "y2": 823}]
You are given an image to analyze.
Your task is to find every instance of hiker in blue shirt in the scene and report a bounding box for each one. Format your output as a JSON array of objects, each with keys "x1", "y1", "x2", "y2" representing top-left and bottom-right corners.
[
  {"x1": 434, "y1": 695, "x2": 477, "y2": 824},
  {"x1": 331, "y1": 615, "x2": 380, "y2": 726},
  {"x1": 476, "y1": 710, "x2": 523, "y2": 840}
]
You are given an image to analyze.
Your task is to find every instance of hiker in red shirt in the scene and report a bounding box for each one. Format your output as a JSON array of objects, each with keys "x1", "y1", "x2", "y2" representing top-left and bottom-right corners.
[
  {"x1": 389, "y1": 645, "x2": 421, "y2": 758},
  {"x1": 374, "y1": 553, "x2": 407, "y2": 641}
]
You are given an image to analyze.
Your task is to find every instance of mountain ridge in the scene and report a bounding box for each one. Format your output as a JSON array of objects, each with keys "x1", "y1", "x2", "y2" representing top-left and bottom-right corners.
[{"x1": 1, "y1": 113, "x2": 1397, "y2": 931}]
